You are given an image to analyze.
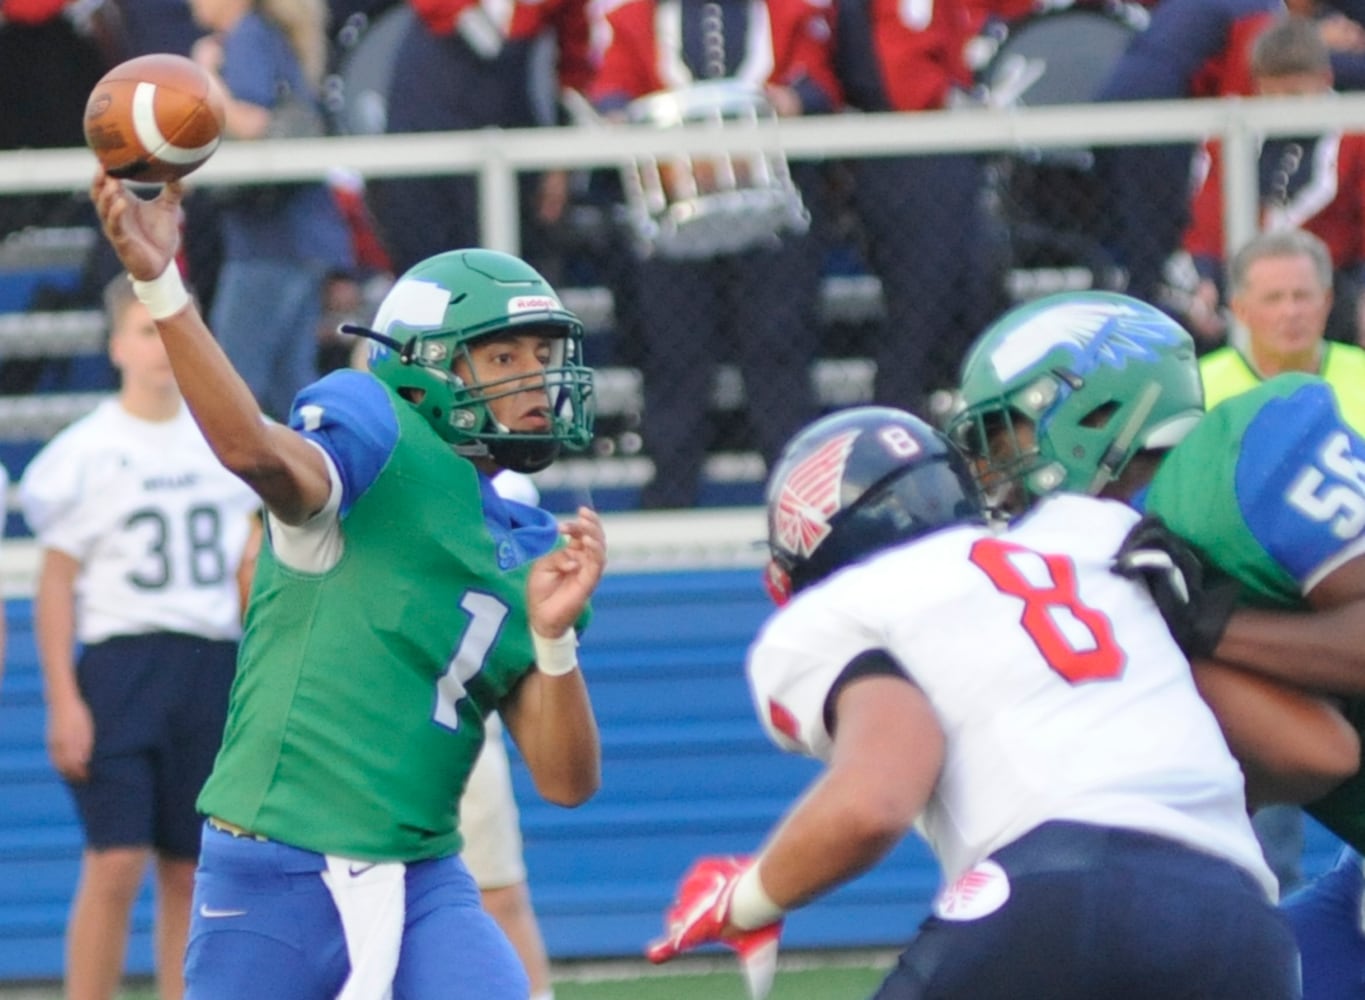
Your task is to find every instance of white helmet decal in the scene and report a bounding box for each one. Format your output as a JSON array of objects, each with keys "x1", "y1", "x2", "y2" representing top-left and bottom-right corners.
[
  {"x1": 373, "y1": 279, "x2": 452, "y2": 338},
  {"x1": 988, "y1": 299, "x2": 1186, "y2": 383},
  {"x1": 772, "y1": 429, "x2": 858, "y2": 559}
]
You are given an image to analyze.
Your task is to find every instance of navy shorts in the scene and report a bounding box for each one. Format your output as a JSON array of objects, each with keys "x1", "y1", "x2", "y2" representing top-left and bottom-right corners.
[
  {"x1": 70, "y1": 633, "x2": 237, "y2": 858},
  {"x1": 873, "y1": 821, "x2": 1301, "y2": 1000}
]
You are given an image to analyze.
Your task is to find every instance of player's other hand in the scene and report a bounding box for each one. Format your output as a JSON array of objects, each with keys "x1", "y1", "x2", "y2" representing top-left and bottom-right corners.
[
  {"x1": 46, "y1": 694, "x2": 95, "y2": 783},
  {"x1": 1113, "y1": 514, "x2": 1240, "y2": 659},
  {"x1": 528, "y1": 506, "x2": 605, "y2": 637},
  {"x1": 89, "y1": 167, "x2": 185, "y2": 282},
  {"x1": 646, "y1": 856, "x2": 782, "y2": 999}
]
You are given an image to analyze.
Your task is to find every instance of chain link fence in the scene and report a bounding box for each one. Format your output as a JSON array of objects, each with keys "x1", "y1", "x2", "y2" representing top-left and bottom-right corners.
[{"x1": 0, "y1": 88, "x2": 1354, "y2": 508}]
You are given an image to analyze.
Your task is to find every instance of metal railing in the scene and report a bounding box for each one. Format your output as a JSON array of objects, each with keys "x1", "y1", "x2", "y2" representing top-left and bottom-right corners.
[
  {"x1": 3, "y1": 92, "x2": 1365, "y2": 260},
  {"x1": 4, "y1": 91, "x2": 1365, "y2": 497}
]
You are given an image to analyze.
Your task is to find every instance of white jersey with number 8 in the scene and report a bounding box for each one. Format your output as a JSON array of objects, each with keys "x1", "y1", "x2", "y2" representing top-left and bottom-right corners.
[{"x1": 747, "y1": 493, "x2": 1276, "y2": 899}]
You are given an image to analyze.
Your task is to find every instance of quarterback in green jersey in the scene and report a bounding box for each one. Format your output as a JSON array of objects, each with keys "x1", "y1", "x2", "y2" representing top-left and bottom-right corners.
[
  {"x1": 951, "y1": 289, "x2": 1365, "y2": 999},
  {"x1": 93, "y1": 168, "x2": 604, "y2": 1000}
]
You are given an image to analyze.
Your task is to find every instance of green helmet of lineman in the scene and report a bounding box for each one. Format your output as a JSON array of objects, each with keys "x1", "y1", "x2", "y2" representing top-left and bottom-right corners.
[
  {"x1": 364, "y1": 249, "x2": 595, "y2": 473},
  {"x1": 948, "y1": 291, "x2": 1204, "y2": 506}
]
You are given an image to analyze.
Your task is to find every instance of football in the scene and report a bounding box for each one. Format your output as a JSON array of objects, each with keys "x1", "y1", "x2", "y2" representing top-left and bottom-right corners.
[{"x1": 84, "y1": 53, "x2": 226, "y2": 183}]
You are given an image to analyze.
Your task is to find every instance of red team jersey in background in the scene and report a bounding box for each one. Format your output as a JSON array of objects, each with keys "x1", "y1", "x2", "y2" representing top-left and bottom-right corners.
[
  {"x1": 1184, "y1": 132, "x2": 1365, "y2": 272},
  {"x1": 589, "y1": 0, "x2": 841, "y2": 105},
  {"x1": 842, "y1": 0, "x2": 974, "y2": 112},
  {"x1": 411, "y1": 0, "x2": 594, "y2": 91}
]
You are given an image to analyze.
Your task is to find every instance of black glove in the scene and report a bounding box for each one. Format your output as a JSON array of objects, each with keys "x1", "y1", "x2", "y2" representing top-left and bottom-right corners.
[{"x1": 1112, "y1": 514, "x2": 1241, "y2": 659}]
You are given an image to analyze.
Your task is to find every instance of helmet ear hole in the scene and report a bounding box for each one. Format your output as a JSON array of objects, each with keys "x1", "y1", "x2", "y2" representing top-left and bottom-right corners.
[{"x1": 1080, "y1": 401, "x2": 1119, "y2": 429}]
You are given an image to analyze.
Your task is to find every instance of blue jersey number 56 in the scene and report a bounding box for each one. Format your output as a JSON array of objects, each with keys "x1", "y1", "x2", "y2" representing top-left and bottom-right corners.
[{"x1": 1287, "y1": 431, "x2": 1365, "y2": 541}]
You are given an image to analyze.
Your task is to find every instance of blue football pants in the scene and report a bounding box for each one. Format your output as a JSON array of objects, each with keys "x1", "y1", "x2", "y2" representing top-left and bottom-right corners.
[{"x1": 185, "y1": 823, "x2": 527, "y2": 1000}]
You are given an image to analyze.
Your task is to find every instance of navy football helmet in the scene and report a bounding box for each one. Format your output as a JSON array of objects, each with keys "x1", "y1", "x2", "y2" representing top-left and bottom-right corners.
[{"x1": 764, "y1": 406, "x2": 986, "y2": 603}]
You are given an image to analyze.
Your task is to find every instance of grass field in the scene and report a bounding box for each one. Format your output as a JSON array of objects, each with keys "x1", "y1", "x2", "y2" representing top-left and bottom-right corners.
[
  {"x1": 553, "y1": 952, "x2": 895, "y2": 999},
  {"x1": 2, "y1": 951, "x2": 896, "y2": 1000}
]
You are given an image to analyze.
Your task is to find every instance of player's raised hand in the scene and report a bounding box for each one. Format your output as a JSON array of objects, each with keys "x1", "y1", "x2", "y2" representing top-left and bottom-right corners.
[
  {"x1": 89, "y1": 167, "x2": 184, "y2": 282},
  {"x1": 528, "y1": 506, "x2": 605, "y2": 639},
  {"x1": 646, "y1": 856, "x2": 783, "y2": 1000}
]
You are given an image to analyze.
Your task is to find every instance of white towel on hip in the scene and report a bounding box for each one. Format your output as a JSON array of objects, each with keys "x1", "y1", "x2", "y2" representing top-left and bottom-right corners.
[{"x1": 321, "y1": 855, "x2": 407, "y2": 1000}]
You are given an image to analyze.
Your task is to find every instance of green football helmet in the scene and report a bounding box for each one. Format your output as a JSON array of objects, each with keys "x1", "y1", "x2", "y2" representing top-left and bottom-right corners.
[
  {"x1": 948, "y1": 290, "x2": 1204, "y2": 508},
  {"x1": 360, "y1": 249, "x2": 595, "y2": 473}
]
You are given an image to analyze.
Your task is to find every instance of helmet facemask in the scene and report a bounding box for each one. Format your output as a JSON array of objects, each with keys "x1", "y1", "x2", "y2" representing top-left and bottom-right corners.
[
  {"x1": 440, "y1": 329, "x2": 594, "y2": 472},
  {"x1": 949, "y1": 372, "x2": 1067, "y2": 514}
]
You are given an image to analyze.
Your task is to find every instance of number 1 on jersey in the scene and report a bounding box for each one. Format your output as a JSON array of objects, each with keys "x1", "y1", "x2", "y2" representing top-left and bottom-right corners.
[
  {"x1": 433, "y1": 591, "x2": 508, "y2": 730},
  {"x1": 969, "y1": 538, "x2": 1125, "y2": 683}
]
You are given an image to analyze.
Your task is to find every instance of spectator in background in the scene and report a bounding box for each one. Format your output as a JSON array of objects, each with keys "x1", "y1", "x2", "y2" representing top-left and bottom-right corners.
[
  {"x1": 1183, "y1": 16, "x2": 1365, "y2": 348},
  {"x1": 588, "y1": 0, "x2": 840, "y2": 509},
  {"x1": 367, "y1": 0, "x2": 590, "y2": 276},
  {"x1": 1299, "y1": 0, "x2": 1365, "y2": 89},
  {"x1": 0, "y1": 0, "x2": 116, "y2": 396},
  {"x1": 832, "y1": 0, "x2": 999, "y2": 423},
  {"x1": 72, "y1": 0, "x2": 232, "y2": 324},
  {"x1": 111, "y1": 0, "x2": 204, "y2": 56},
  {"x1": 1094, "y1": 0, "x2": 1281, "y2": 309},
  {"x1": 315, "y1": 167, "x2": 395, "y2": 374},
  {"x1": 0, "y1": 0, "x2": 112, "y2": 236},
  {"x1": 188, "y1": 0, "x2": 356, "y2": 421},
  {"x1": 18, "y1": 275, "x2": 260, "y2": 1000},
  {"x1": 1203, "y1": 228, "x2": 1365, "y2": 426},
  {"x1": 961, "y1": 0, "x2": 1036, "y2": 45},
  {"x1": 1200, "y1": 228, "x2": 1365, "y2": 899}
]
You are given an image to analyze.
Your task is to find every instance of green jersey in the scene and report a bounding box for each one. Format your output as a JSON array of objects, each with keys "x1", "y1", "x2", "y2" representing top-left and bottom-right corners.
[
  {"x1": 1145, "y1": 373, "x2": 1365, "y2": 847},
  {"x1": 198, "y1": 372, "x2": 564, "y2": 861}
]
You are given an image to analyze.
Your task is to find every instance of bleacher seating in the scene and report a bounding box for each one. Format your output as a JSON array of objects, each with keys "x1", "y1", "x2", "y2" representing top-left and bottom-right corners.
[
  {"x1": 0, "y1": 220, "x2": 1082, "y2": 513},
  {"x1": 0, "y1": 266, "x2": 888, "y2": 515},
  {"x1": 0, "y1": 597, "x2": 158, "y2": 980}
]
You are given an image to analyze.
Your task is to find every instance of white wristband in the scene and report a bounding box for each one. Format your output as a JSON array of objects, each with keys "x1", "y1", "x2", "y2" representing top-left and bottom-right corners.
[
  {"x1": 729, "y1": 863, "x2": 785, "y2": 930},
  {"x1": 532, "y1": 628, "x2": 578, "y2": 677},
  {"x1": 130, "y1": 264, "x2": 191, "y2": 321}
]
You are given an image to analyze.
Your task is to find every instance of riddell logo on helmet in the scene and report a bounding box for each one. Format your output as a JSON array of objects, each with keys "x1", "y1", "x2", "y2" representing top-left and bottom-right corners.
[{"x1": 509, "y1": 296, "x2": 559, "y2": 314}]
